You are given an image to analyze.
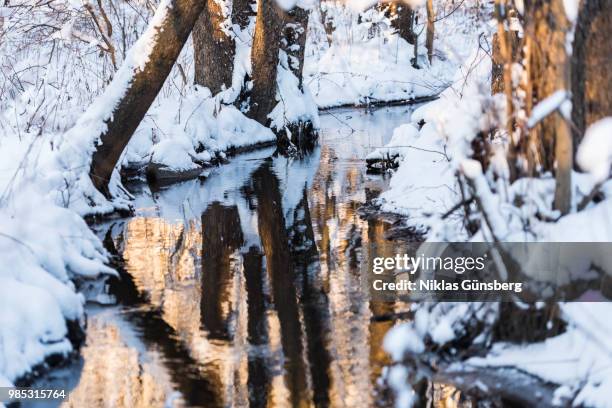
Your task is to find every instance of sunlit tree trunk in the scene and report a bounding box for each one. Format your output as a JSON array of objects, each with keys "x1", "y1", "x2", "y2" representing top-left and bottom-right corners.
[
  {"x1": 425, "y1": 0, "x2": 434, "y2": 63},
  {"x1": 523, "y1": 0, "x2": 572, "y2": 214},
  {"x1": 249, "y1": 0, "x2": 283, "y2": 126},
  {"x1": 492, "y1": 2, "x2": 521, "y2": 180},
  {"x1": 571, "y1": 0, "x2": 612, "y2": 149},
  {"x1": 89, "y1": 0, "x2": 207, "y2": 196},
  {"x1": 249, "y1": 0, "x2": 316, "y2": 149},
  {"x1": 193, "y1": 0, "x2": 234, "y2": 93}
]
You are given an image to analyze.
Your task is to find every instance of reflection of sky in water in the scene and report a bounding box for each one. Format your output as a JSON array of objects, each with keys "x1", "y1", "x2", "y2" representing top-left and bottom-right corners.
[{"x1": 32, "y1": 106, "x2": 471, "y2": 408}]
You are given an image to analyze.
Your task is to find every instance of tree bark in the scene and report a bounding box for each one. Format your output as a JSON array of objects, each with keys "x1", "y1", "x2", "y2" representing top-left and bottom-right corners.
[
  {"x1": 491, "y1": 31, "x2": 521, "y2": 96},
  {"x1": 281, "y1": 7, "x2": 310, "y2": 89},
  {"x1": 232, "y1": 0, "x2": 254, "y2": 30},
  {"x1": 248, "y1": 0, "x2": 284, "y2": 126},
  {"x1": 388, "y1": 2, "x2": 416, "y2": 45},
  {"x1": 571, "y1": 0, "x2": 612, "y2": 150},
  {"x1": 425, "y1": 0, "x2": 434, "y2": 63},
  {"x1": 523, "y1": 0, "x2": 572, "y2": 214},
  {"x1": 193, "y1": 0, "x2": 234, "y2": 93},
  {"x1": 89, "y1": 0, "x2": 207, "y2": 196}
]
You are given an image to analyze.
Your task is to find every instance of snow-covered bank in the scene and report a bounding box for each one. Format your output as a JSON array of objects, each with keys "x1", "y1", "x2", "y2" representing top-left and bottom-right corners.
[
  {"x1": 305, "y1": 36, "x2": 450, "y2": 108},
  {"x1": 368, "y1": 42, "x2": 492, "y2": 235},
  {"x1": 304, "y1": 0, "x2": 485, "y2": 109},
  {"x1": 0, "y1": 188, "x2": 115, "y2": 386}
]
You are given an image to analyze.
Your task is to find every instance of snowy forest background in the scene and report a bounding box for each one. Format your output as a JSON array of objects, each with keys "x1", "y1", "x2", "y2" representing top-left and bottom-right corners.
[{"x1": 1, "y1": 0, "x2": 612, "y2": 406}]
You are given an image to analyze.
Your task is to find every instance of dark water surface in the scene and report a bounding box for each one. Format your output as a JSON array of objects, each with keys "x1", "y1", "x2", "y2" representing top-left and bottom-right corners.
[{"x1": 30, "y1": 106, "x2": 440, "y2": 408}]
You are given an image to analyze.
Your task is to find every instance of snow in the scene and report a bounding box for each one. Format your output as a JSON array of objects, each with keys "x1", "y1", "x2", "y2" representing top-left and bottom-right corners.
[
  {"x1": 304, "y1": 0, "x2": 479, "y2": 109},
  {"x1": 577, "y1": 118, "x2": 612, "y2": 183},
  {"x1": 562, "y1": 0, "x2": 580, "y2": 23},
  {"x1": 0, "y1": 186, "x2": 115, "y2": 385},
  {"x1": 305, "y1": 37, "x2": 450, "y2": 108},
  {"x1": 384, "y1": 324, "x2": 425, "y2": 359},
  {"x1": 527, "y1": 90, "x2": 569, "y2": 128},
  {"x1": 128, "y1": 86, "x2": 277, "y2": 170},
  {"x1": 386, "y1": 365, "x2": 417, "y2": 408},
  {"x1": 372, "y1": 35, "x2": 494, "y2": 232},
  {"x1": 269, "y1": 56, "x2": 320, "y2": 131},
  {"x1": 375, "y1": 121, "x2": 457, "y2": 231}
]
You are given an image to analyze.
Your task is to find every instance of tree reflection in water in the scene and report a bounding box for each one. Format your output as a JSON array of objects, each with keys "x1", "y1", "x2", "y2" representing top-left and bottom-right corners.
[{"x1": 37, "y1": 107, "x2": 425, "y2": 408}]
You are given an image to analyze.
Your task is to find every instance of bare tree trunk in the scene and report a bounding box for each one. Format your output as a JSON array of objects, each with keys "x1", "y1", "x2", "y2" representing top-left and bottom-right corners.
[
  {"x1": 249, "y1": 0, "x2": 284, "y2": 126},
  {"x1": 193, "y1": 0, "x2": 234, "y2": 93},
  {"x1": 248, "y1": 1, "x2": 317, "y2": 149},
  {"x1": 320, "y1": 1, "x2": 334, "y2": 46},
  {"x1": 571, "y1": 0, "x2": 612, "y2": 150},
  {"x1": 425, "y1": 0, "x2": 434, "y2": 63},
  {"x1": 492, "y1": 2, "x2": 521, "y2": 181},
  {"x1": 491, "y1": 27, "x2": 521, "y2": 96},
  {"x1": 89, "y1": 0, "x2": 207, "y2": 196},
  {"x1": 524, "y1": 0, "x2": 572, "y2": 214},
  {"x1": 282, "y1": 7, "x2": 310, "y2": 89},
  {"x1": 233, "y1": 0, "x2": 254, "y2": 30}
]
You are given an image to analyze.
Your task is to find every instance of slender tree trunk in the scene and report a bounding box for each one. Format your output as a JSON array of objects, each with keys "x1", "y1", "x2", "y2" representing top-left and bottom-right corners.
[
  {"x1": 319, "y1": 2, "x2": 334, "y2": 46},
  {"x1": 571, "y1": 0, "x2": 612, "y2": 150},
  {"x1": 282, "y1": 7, "x2": 310, "y2": 89},
  {"x1": 89, "y1": 0, "x2": 207, "y2": 196},
  {"x1": 193, "y1": 0, "x2": 234, "y2": 93},
  {"x1": 425, "y1": 0, "x2": 434, "y2": 63},
  {"x1": 492, "y1": 2, "x2": 521, "y2": 181},
  {"x1": 524, "y1": 0, "x2": 572, "y2": 214},
  {"x1": 249, "y1": 0, "x2": 284, "y2": 126}
]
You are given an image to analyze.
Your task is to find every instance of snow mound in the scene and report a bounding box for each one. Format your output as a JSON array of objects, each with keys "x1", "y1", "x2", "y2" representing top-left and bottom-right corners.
[{"x1": 577, "y1": 117, "x2": 612, "y2": 183}]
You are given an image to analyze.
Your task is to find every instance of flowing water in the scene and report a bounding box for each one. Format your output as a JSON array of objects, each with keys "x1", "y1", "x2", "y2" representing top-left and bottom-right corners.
[{"x1": 28, "y1": 106, "x2": 455, "y2": 408}]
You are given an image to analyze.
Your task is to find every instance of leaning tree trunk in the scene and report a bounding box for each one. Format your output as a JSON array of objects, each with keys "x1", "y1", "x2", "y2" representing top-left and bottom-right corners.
[
  {"x1": 248, "y1": 0, "x2": 284, "y2": 126},
  {"x1": 571, "y1": 0, "x2": 612, "y2": 151},
  {"x1": 425, "y1": 0, "x2": 435, "y2": 63},
  {"x1": 524, "y1": 0, "x2": 572, "y2": 214},
  {"x1": 193, "y1": 0, "x2": 234, "y2": 93},
  {"x1": 89, "y1": 0, "x2": 206, "y2": 197}
]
